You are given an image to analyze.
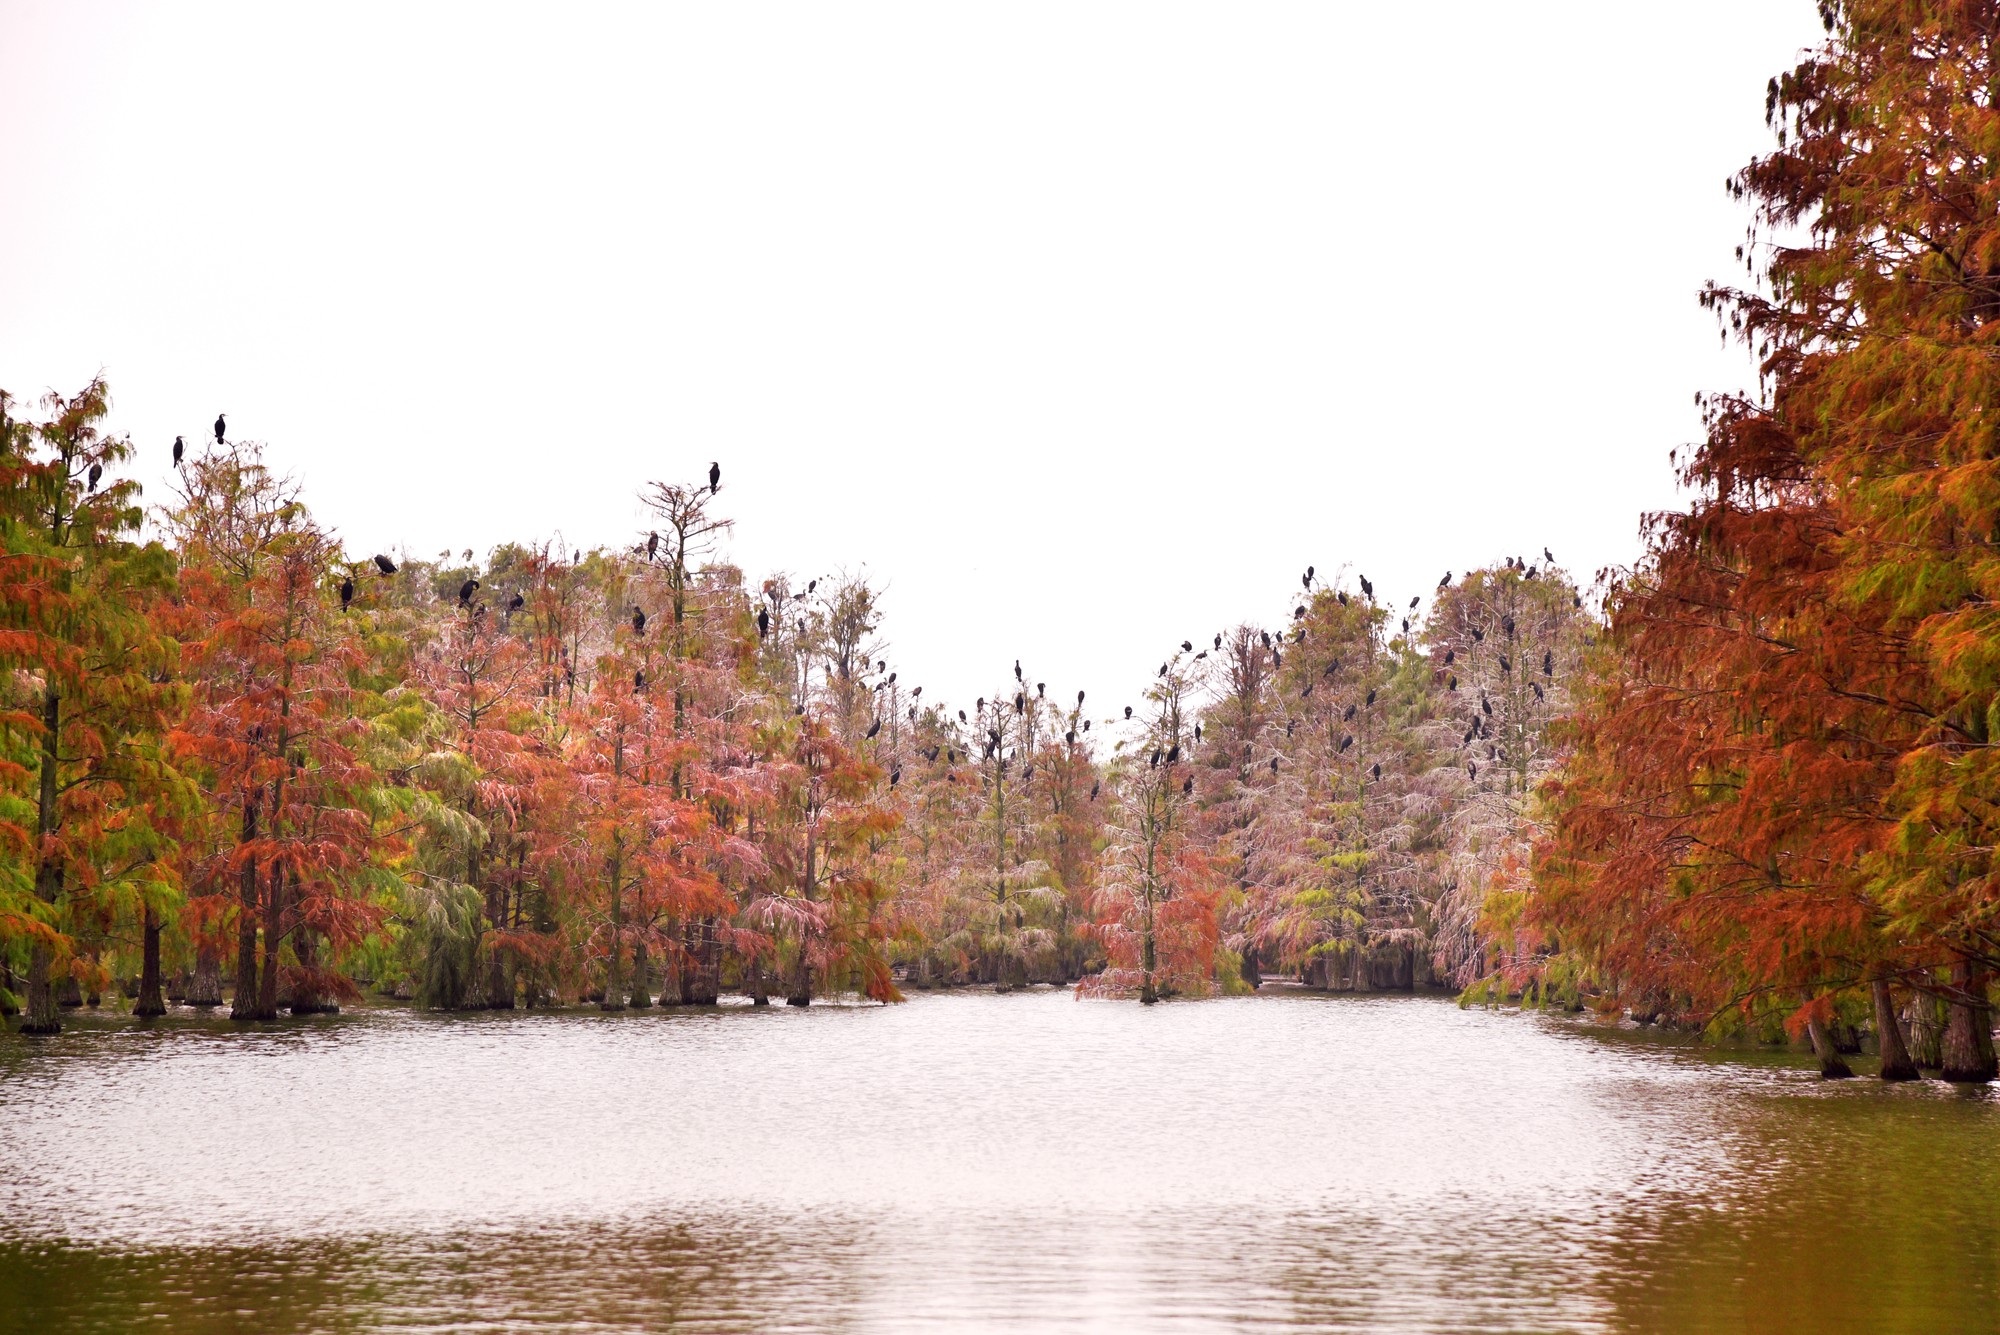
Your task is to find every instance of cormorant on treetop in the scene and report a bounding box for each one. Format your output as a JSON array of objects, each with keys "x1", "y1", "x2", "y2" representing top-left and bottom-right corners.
[
  {"x1": 709, "y1": 461, "x2": 721, "y2": 493},
  {"x1": 458, "y1": 578, "x2": 479, "y2": 604},
  {"x1": 339, "y1": 577, "x2": 354, "y2": 610},
  {"x1": 213, "y1": 413, "x2": 226, "y2": 443},
  {"x1": 172, "y1": 436, "x2": 184, "y2": 466},
  {"x1": 374, "y1": 554, "x2": 397, "y2": 576},
  {"x1": 631, "y1": 606, "x2": 646, "y2": 633}
]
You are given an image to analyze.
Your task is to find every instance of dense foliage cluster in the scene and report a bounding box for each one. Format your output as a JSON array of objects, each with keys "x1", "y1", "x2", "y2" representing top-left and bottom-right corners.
[{"x1": 1517, "y1": 0, "x2": 2000, "y2": 1082}]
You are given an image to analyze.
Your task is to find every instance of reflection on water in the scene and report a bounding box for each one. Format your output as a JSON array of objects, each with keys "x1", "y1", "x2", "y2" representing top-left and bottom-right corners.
[{"x1": 0, "y1": 992, "x2": 1993, "y2": 1333}]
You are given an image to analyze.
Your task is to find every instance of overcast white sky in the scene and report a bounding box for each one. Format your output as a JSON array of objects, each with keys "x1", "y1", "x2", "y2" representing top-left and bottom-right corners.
[{"x1": 0, "y1": 2, "x2": 1821, "y2": 714}]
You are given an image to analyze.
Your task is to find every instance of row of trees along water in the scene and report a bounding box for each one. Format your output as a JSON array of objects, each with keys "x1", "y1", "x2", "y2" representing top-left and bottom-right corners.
[
  {"x1": 0, "y1": 384, "x2": 1590, "y2": 1029},
  {"x1": 10, "y1": 3, "x2": 2000, "y2": 1088}
]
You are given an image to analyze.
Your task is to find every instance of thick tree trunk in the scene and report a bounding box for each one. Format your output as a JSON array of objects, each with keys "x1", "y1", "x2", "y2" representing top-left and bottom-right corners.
[
  {"x1": 688, "y1": 918, "x2": 720, "y2": 1005},
  {"x1": 748, "y1": 956, "x2": 769, "y2": 1006},
  {"x1": 1941, "y1": 955, "x2": 1998, "y2": 1085},
  {"x1": 231, "y1": 797, "x2": 266, "y2": 1021},
  {"x1": 1806, "y1": 1015, "x2": 1854, "y2": 1079},
  {"x1": 188, "y1": 932, "x2": 223, "y2": 1006},
  {"x1": 1872, "y1": 978, "x2": 1918, "y2": 1081},
  {"x1": 288, "y1": 926, "x2": 339, "y2": 1014},
  {"x1": 133, "y1": 904, "x2": 167, "y2": 1018},
  {"x1": 787, "y1": 945, "x2": 813, "y2": 1006},
  {"x1": 1903, "y1": 989, "x2": 1944, "y2": 1069},
  {"x1": 629, "y1": 936, "x2": 652, "y2": 1009}
]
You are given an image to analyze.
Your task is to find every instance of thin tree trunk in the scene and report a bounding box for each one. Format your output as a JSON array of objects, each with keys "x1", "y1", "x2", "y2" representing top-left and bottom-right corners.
[
  {"x1": 1806, "y1": 1015, "x2": 1854, "y2": 1079},
  {"x1": 0, "y1": 961, "x2": 18, "y2": 1016},
  {"x1": 1872, "y1": 978, "x2": 1918, "y2": 1081},
  {"x1": 485, "y1": 881, "x2": 512, "y2": 1010},
  {"x1": 1941, "y1": 955, "x2": 1998, "y2": 1085},
  {"x1": 22, "y1": 691, "x2": 65, "y2": 1035},
  {"x1": 133, "y1": 903, "x2": 166, "y2": 1018},
  {"x1": 257, "y1": 861, "x2": 287, "y2": 1019},
  {"x1": 231, "y1": 796, "x2": 265, "y2": 1021},
  {"x1": 689, "y1": 917, "x2": 720, "y2": 1004}
]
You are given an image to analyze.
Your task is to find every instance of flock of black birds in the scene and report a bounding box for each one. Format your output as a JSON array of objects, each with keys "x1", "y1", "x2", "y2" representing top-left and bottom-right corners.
[{"x1": 147, "y1": 431, "x2": 1570, "y2": 799}]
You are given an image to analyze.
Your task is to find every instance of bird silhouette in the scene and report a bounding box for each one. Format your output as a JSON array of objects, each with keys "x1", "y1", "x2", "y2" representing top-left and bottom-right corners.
[
  {"x1": 1260, "y1": 631, "x2": 1271, "y2": 648},
  {"x1": 507, "y1": 592, "x2": 525, "y2": 613},
  {"x1": 1014, "y1": 660, "x2": 1022, "y2": 681},
  {"x1": 1182, "y1": 776, "x2": 1194, "y2": 795},
  {"x1": 86, "y1": 462, "x2": 101, "y2": 492},
  {"x1": 459, "y1": 579, "x2": 479, "y2": 604},
  {"x1": 807, "y1": 579, "x2": 817, "y2": 594},
  {"x1": 1365, "y1": 688, "x2": 1376, "y2": 706},
  {"x1": 647, "y1": 532, "x2": 659, "y2": 561},
  {"x1": 1124, "y1": 706, "x2": 1133, "y2": 719},
  {"x1": 1359, "y1": 575, "x2": 1373, "y2": 599},
  {"x1": 1544, "y1": 547, "x2": 1554, "y2": 563},
  {"x1": 1468, "y1": 761, "x2": 1478, "y2": 780},
  {"x1": 1339, "y1": 734, "x2": 1353, "y2": 751},
  {"x1": 631, "y1": 606, "x2": 646, "y2": 633},
  {"x1": 1014, "y1": 693, "x2": 1025, "y2": 713},
  {"x1": 1194, "y1": 723, "x2": 1203, "y2": 742},
  {"x1": 172, "y1": 435, "x2": 184, "y2": 466},
  {"x1": 1302, "y1": 681, "x2": 1314, "y2": 699},
  {"x1": 1544, "y1": 650, "x2": 1554, "y2": 676},
  {"x1": 1090, "y1": 780, "x2": 1100, "y2": 800},
  {"x1": 1077, "y1": 689, "x2": 1086, "y2": 705},
  {"x1": 757, "y1": 608, "x2": 770, "y2": 638},
  {"x1": 1499, "y1": 654, "x2": 1511, "y2": 673},
  {"x1": 339, "y1": 577, "x2": 354, "y2": 610},
  {"x1": 709, "y1": 461, "x2": 721, "y2": 493},
  {"x1": 1213, "y1": 634, "x2": 1222, "y2": 650},
  {"x1": 890, "y1": 766, "x2": 901, "y2": 786},
  {"x1": 1269, "y1": 757, "x2": 1279, "y2": 773},
  {"x1": 213, "y1": 413, "x2": 226, "y2": 443},
  {"x1": 374, "y1": 554, "x2": 397, "y2": 576},
  {"x1": 1481, "y1": 697, "x2": 1493, "y2": 716},
  {"x1": 635, "y1": 670, "x2": 647, "y2": 691},
  {"x1": 1439, "y1": 571, "x2": 1451, "y2": 589},
  {"x1": 1035, "y1": 682, "x2": 1043, "y2": 696},
  {"x1": 866, "y1": 719, "x2": 881, "y2": 739},
  {"x1": 1448, "y1": 675, "x2": 1458, "y2": 691},
  {"x1": 1167, "y1": 744, "x2": 1180, "y2": 763},
  {"x1": 958, "y1": 710, "x2": 967, "y2": 722},
  {"x1": 1371, "y1": 763, "x2": 1381, "y2": 781},
  {"x1": 1471, "y1": 626, "x2": 1485, "y2": 642},
  {"x1": 1343, "y1": 704, "x2": 1357, "y2": 721},
  {"x1": 1337, "y1": 591, "x2": 1349, "y2": 607},
  {"x1": 1159, "y1": 663, "x2": 1167, "y2": 677},
  {"x1": 1502, "y1": 615, "x2": 1515, "y2": 637},
  {"x1": 1066, "y1": 730, "x2": 1076, "y2": 744}
]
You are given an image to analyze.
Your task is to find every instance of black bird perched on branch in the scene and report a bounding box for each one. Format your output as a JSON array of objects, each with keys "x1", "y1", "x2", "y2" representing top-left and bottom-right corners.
[
  {"x1": 1194, "y1": 723, "x2": 1202, "y2": 742},
  {"x1": 1077, "y1": 689, "x2": 1086, "y2": 705},
  {"x1": 1365, "y1": 688, "x2": 1376, "y2": 706},
  {"x1": 1269, "y1": 757, "x2": 1279, "y2": 773},
  {"x1": 1150, "y1": 749, "x2": 1161, "y2": 768},
  {"x1": 1158, "y1": 663, "x2": 1167, "y2": 677},
  {"x1": 1401, "y1": 619, "x2": 1410, "y2": 634},
  {"x1": 647, "y1": 532, "x2": 659, "y2": 560},
  {"x1": 459, "y1": 579, "x2": 479, "y2": 605},
  {"x1": 1573, "y1": 593, "x2": 1583, "y2": 609},
  {"x1": 958, "y1": 710, "x2": 967, "y2": 722},
  {"x1": 1439, "y1": 571, "x2": 1451, "y2": 589},
  {"x1": 1183, "y1": 776, "x2": 1194, "y2": 796},
  {"x1": 1468, "y1": 761, "x2": 1477, "y2": 780},
  {"x1": 1343, "y1": 703, "x2": 1357, "y2": 721},
  {"x1": 1501, "y1": 615, "x2": 1515, "y2": 637},
  {"x1": 1167, "y1": 744, "x2": 1180, "y2": 764},
  {"x1": 1090, "y1": 780, "x2": 1100, "y2": 801},
  {"x1": 1124, "y1": 705, "x2": 1133, "y2": 719},
  {"x1": 1499, "y1": 654, "x2": 1511, "y2": 673},
  {"x1": 631, "y1": 606, "x2": 646, "y2": 634},
  {"x1": 807, "y1": 579, "x2": 817, "y2": 594},
  {"x1": 1066, "y1": 730, "x2": 1075, "y2": 745},
  {"x1": 1181, "y1": 640, "x2": 1192, "y2": 652},
  {"x1": 1304, "y1": 565, "x2": 1314, "y2": 587},
  {"x1": 1014, "y1": 659, "x2": 1022, "y2": 681},
  {"x1": 87, "y1": 462, "x2": 101, "y2": 492},
  {"x1": 1481, "y1": 696, "x2": 1493, "y2": 716},
  {"x1": 1082, "y1": 719, "x2": 1091, "y2": 732},
  {"x1": 1448, "y1": 675, "x2": 1457, "y2": 692},
  {"x1": 213, "y1": 413, "x2": 226, "y2": 443},
  {"x1": 1444, "y1": 648, "x2": 1456, "y2": 666},
  {"x1": 507, "y1": 592, "x2": 524, "y2": 613},
  {"x1": 1339, "y1": 734, "x2": 1353, "y2": 752},
  {"x1": 1213, "y1": 634, "x2": 1222, "y2": 650},
  {"x1": 1337, "y1": 591, "x2": 1348, "y2": 607},
  {"x1": 867, "y1": 719, "x2": 881, "y2": 738},
  {"x1": 1532, "y1": 681, "x2": 1545, "y2": 700},
  {"x1": 1359, "y1": 575, "x2": 1373, "y2": 600},
  {"x1": 1293, "y1": 606, "x2": 1305, "y2": 620},
  {"x1": 1260, "y1": 631, "x2": 1271, "y2": 648},
  {"x1": 1544, "y1": 547, "x2": 1553, "y2": 563},
  {"x1": 634, "y1": 670, "x2": 647, "y2": 691},
  {"x1": 1544, "y1": 650, "x2": 1554, "y2": 676},
  {"x1": 1035, "y1": 682, "x2": 1043, "y2": 696},
  {"x1": 1371, "y1": 763, "x2": 1381, "y2": 781},
  {"x1": 339, "y1": 577, "x2": 354, "y2": 610},
  {"x1": 1302, "y1": 681, "x2": 1313, "y2": 698},
  {"x1": 709, "y1": 461, "x2": 721, "y2": 493},
  {"x1": 890, "y1": 766, "x2": 901, "y2": 786},
  {"x1": 1471, "y1": 626, "x2": 1484, "y2": 642},
  {"x1": 172, "y1": 435, "x2": 184, "y2": 466},
  {"x1": 757, "y1": 608, "x2": 770, "y2": 638},
  {"x1": 1014, "y1": 693, "x2": 1025, "y2": 713}
]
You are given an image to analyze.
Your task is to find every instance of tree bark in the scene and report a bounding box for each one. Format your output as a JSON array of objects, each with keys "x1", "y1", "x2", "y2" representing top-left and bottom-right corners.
[
  {"x1": 188, "y1": 932, "x2": 223, "y2": 1007},
  {"x1": 484, "y1": 881, "x2": 512, "y2": 1010},
  {"x1": 788, "y1": 944, "x2": 813, "y2": 1006},
  {"x1": 22, "y1": 691, "x2": 65, "y2": 1035},
  {"x1": 133, "y1": 903, "x2": 166, "y2": 1017},
  {"x1": 1941, "y1": 955, "x2": 1998, "y2": 1085},
  {"x1": 629, "y1": 935, "x2": 651, "y2": 1009},
  {"x1": 231, "y1": 795, "x2": 266, "y2": 1020},
  {"x1": 1871, "y1": 978, "x2": 1918, "y2": 1081},
  {"x1": 1903, "y1": 989, "x2": 1944, "y2": 1069},
  {"x1": 1806, "y1": 1015, "x2": 1854, "y2": 1079},
  {"x1": 748, "y1": 956, "x2": 769, "y2": 1006},
  {"x1": 256, "y1": 861, "x2": 287, "y2": 1019}
]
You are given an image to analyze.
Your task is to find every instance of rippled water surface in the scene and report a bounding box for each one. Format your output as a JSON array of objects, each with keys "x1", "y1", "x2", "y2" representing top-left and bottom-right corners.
[{"x1": 2, "y1": 990, "x2": 1995, "y2": 1333}]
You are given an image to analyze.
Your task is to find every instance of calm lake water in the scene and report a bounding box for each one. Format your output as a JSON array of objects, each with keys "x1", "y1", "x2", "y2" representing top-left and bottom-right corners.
[{"x1": 0, "y1": 989, "x2": 1994, "y2": 1334}]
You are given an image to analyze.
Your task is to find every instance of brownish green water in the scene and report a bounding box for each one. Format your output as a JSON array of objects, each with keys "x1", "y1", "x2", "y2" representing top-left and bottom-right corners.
[{"x1": 0, "y1": 990, "x2": 1993, "y2": 1333}]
